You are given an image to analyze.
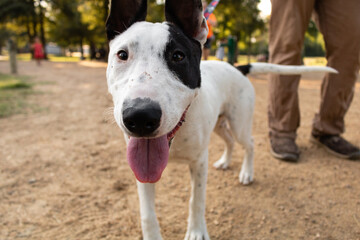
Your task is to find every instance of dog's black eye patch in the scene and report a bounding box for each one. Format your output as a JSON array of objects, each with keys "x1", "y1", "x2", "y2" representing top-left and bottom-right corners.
[
  {"x1": 117, "y1": 50, "x2": 128, "y2": 61},
  {"x1": 164, "y1": 24, "x2": 202, "y2": 89}
]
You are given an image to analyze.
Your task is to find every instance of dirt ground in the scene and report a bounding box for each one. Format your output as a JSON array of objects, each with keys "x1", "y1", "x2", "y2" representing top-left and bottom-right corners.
[{"x1": 0, "y1": 60, "x2": 359, "y2": 240}]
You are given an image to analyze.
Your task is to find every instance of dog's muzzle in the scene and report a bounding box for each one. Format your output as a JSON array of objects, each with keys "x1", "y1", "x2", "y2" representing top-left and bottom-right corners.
[
  {"x1": 122, "y1": 99, "x2": 189, "y2": 184},
  {"x1": 122, "y1": 98, "x2": 162, "y2": 137}
]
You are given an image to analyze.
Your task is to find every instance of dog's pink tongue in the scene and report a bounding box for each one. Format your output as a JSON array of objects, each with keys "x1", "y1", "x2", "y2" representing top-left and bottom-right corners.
[{"x1": 127, "y1": 135, "x2": 169, "y2": 183}]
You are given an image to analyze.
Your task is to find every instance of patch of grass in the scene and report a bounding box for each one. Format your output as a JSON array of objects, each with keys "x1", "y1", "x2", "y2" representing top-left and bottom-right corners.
[
  {"x1": 0, "y1": 53, "x2": 81, "y2": 62},
  {"x1": 208, "y1": 55, "x2": 261, "y2": 64},
  {"x1": 0, "y1": 80, "x2": 32, "y2": 89},
  {"x1": 0, "y1": 73, "x2": 34, "y2": 118},
  {"x1": 303, "y1": 57, "x2": 327, "y2": 66},
  {"x1": 48, "y1": 54, "x2": 80, "y2": 62},
  {"x1": 16, "y1": 53, "x2": 32, "y2": 61},
  {"x1": 37, "y1": 80, "x2": 57, "y2": 85},
  {"x1": 16, "y1": 53, "x2": 81, "y2": 62}
]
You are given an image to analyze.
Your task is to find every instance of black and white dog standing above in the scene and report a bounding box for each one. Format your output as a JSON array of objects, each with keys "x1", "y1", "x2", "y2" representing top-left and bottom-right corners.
[{"x1": 105, "y1": 0, "x2": 337, "y2": 239}]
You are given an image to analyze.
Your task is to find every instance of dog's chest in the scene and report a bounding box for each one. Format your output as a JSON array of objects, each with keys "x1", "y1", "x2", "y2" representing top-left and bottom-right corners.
[{"x1": 168, "y1": 93, "x2": 221, "y2": 162}]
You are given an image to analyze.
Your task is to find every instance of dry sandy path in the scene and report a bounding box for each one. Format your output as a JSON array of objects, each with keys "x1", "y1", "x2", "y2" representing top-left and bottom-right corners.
[{"x1": 0, "y1": 60, "x2": 360, "y2": 240}]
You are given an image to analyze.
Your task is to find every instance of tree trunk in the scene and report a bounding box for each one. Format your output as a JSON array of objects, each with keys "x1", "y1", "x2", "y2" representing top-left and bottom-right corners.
[
  {"x1": 31, "y1": 8, "x2": 38, "y2": 38},
  {"x1": 90, "y1": 41, "x2": 96, "y2": 60},
  {"x1": 104, "y1": 0, "x2": 110, "y2": 62},
  {"x1": 25, "y1": 16, "x2": 35, "y2": 59},
  {"x1": 80, "y1": 37, "x2": 84, "y2": 60},
  {"x1": 235, "y1": 31, "x2": 241, "y2": 64},
  {"x1": 8, "y1": 39, "x2": 17, "y2": 74},
  {"x1": 247, "y1": 33, "x2": 252, "y2": 64},
  {"x1": 104, "y1": 0, "x2": 110, "y2": 23},
  {"x1": 38, "y1": 0, "x2": 47, "y2": 59},
  {"x1": 26, "y1": 16, "x2": 31, "y2": 40}
]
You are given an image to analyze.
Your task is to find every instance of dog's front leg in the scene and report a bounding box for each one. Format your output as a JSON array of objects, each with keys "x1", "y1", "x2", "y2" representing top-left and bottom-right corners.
[
  {"x1": 185, "y1": 150, "x2": 210, "y2": 240},
  {"x1": 137, "y1": 182, "x2": 162, "y2": 240}
]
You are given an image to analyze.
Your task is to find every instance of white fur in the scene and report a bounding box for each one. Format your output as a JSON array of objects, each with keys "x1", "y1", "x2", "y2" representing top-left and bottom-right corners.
[
  {"x1": 249, "y1": 62, "x2": 338, "y2": 74},
  {"x1": 107, "y1": 22, "x2": 198, "y2": 138},
  {"x1": 107, "y1": 21, "x2": 337, "y2": 240}
]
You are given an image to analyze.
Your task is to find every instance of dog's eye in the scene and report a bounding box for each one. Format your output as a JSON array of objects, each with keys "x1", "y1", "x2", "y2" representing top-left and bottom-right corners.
[
  {"x1": 117, "y1": 50, "x2": 128, "y2": 61},
  {"x1": 172, "y1": 51, "x2": 185, "y2": 62}
]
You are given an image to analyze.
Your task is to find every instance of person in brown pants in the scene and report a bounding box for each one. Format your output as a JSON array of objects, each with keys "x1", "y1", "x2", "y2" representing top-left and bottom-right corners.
[{"x1": 268, "y1": 0, "x2": 360, "y2": 161}]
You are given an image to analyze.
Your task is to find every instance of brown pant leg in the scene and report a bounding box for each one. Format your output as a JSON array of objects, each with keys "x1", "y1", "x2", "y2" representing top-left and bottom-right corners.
[
  {"x1": 268, "y1": 0, "x2": 316, "y2": 139},
  {"x1": 312, "y1": 0, "x2": 360, "y2": 136}
]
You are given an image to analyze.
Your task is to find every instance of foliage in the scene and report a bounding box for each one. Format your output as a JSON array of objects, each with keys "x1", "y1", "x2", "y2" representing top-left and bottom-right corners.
[
  {"x1": 147, "y1": 0, "x2": 165, "y2": 23},
  {"x1": 46, "y1": 0, "x2": 109, "y2": 59},
  {"x1": 0, "y1": 0, "x2": 326, "y2": 59},
  {"x1": 214, "y1": 0, "x2": 265, "y2": 57},
  {"x1": 0, "y1": 0, "x2": 48, "y2": 58},
  {"x1": 303, "y1": 21, "x2": 325, "y2": 57},
  {"x1": 48, "y1": 0, "x2": 90, "y2": 46},
  {"x1": 0, "y1": 0, "x2": 34, "y2": 22}
]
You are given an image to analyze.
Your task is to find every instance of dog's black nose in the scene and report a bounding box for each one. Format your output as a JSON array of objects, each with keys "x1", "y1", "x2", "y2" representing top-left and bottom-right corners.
[{"x1": 122, "y1": 98, "x2": 162, "y2": 136}]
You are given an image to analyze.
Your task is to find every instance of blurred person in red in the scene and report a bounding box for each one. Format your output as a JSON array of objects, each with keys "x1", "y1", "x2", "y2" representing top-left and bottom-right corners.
[{"x1": 32, "y1": 37, "x2": 44, "y2": 66}]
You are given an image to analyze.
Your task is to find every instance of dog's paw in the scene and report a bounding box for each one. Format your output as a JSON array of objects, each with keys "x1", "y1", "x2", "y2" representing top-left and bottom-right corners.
[
  {"x1": 213, "y1": 157, "x2": 230, "y2": 169},
  {"x1": 184, "y1": 229, "x2": 210, "y2": 240},
  {"x1": 239, "y1": 169, "x2": 253, "y2": 185}
]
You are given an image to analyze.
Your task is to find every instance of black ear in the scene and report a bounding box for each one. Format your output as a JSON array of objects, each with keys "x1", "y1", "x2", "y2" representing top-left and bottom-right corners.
[
  {"x1": 106, "y1": 0, "x2": 147, "y2": 41},
  {"x1": 165, "y1": 0, "x2": 208, "y2": 45}
]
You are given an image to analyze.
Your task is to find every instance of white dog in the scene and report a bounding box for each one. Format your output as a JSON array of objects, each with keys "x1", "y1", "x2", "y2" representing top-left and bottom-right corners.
[{"x1": 105, "y1": 0, "x2": 337, "y2": 239}]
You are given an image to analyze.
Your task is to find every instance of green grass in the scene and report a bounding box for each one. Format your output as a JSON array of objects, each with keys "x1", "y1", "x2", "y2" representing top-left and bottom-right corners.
[
  {"x1": 303, "y1": 57, "x2": 328, "y2": 66},
  {"x1": 16, "y1": 53, "x2": 32, "y2": 61},
  {"x1": 48, "y1": 54, "x2": 81, "y2": 62},
  {"x1": 208, "y1": 55, "x2": 258, "y2": 65},
  {"x1": 19, "y1": 53, "x2": 81, "y2": 62},
  {"x1": 0, "y1": 73, "x2": 34, "y2": 118},
  {"x1": 1, "y1": 53, "x2": 81, "y2": 62}
]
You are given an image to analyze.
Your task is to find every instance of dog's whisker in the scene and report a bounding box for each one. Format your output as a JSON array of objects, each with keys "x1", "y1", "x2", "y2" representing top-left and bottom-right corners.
[{"x1": 103, "y1": 107, "x2": 114, "y2": 116}]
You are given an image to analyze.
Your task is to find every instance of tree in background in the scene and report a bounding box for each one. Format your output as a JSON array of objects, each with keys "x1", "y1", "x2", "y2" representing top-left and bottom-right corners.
[
  {"x1": 48, "y1": 0, "x2": 90, "y2": 59},
  {"x1": 147, "y1": 0, "x2": 165, "y2": 23},
  {"x1": 47, "y1": 0, "x2": 110, "y2": 60},
  {"x1": 213, "y1": 0, "x2": 265, "y2": 62},
  {"x1": 0, "y1": 27, "x2": 12, "y2": 55},
  {"x1": 38, "y1": 0, "x2": 48, "y2": 58},
  {"x1": 0, "y1": 0, "x2": 36, "y2": 41},
  {"x1": 0, "y1": 0, "x2": 325, "y2": 61},
  {"x1": 83, "y1": 0, "x2": 109, "y2": 59},
  {"x1": 0, "y1": 0, "x2": 109, "y2": 60},
  {"x1": 0, "y1": 0, "x2": 49, "y2": 58}
]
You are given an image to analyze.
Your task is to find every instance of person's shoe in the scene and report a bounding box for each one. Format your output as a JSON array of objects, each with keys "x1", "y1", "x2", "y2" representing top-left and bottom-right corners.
[
  {"x1": 269, "y1": 136, "x2": 300, "y2": 162},
  {"x1": 311, "y1": 134, "x2": 360, "y2": 160}
]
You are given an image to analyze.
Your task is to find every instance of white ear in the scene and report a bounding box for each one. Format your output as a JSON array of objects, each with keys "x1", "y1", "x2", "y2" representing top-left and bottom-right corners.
[{"x1": 194, "y1": 16, "x2": 209, "y2": 46}]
